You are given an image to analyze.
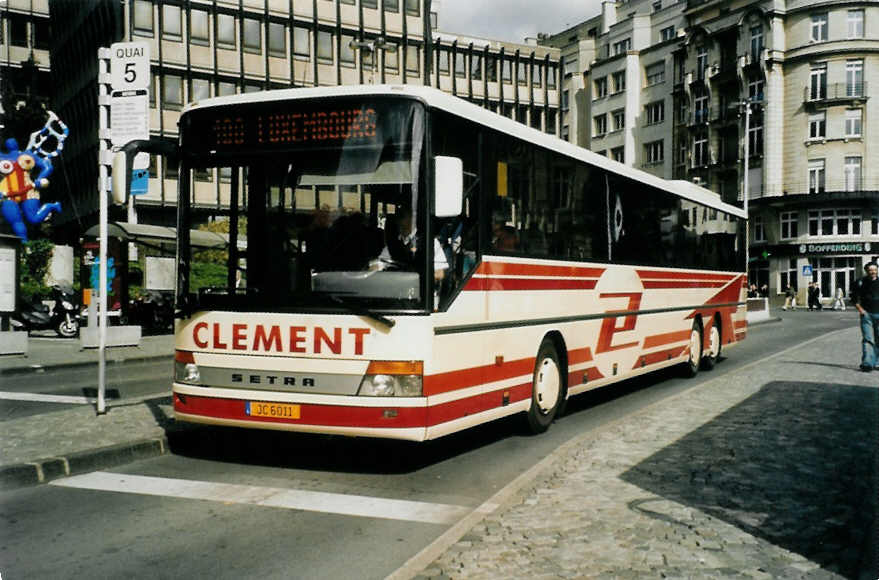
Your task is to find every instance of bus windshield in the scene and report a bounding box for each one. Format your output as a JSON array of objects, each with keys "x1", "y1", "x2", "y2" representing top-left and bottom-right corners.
[{"x1": 178, "y1": 98, "x2": 431, "y2": 314}]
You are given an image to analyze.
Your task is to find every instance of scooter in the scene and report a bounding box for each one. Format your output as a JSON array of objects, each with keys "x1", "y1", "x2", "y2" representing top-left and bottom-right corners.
[
  {"x1": 127, "y1": 289, "x2": 174, "y2": 334},
  {"x1": 11, "y1": 284, "x2": 80, "y2": 338}
]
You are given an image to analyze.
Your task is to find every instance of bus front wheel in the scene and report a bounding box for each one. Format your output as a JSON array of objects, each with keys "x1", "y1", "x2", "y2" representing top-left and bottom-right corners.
[
  {"x1": 526, "y1": 339, "x2": 563, "y2": 433},
  {"x1": 682, "y1": 321, "x2": 703, "y2": 378}
]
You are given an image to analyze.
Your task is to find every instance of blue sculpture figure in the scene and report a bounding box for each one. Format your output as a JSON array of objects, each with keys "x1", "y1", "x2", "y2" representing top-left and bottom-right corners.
[{"x1": 0, "y1": 112, "x2": 69, "y2": 241}]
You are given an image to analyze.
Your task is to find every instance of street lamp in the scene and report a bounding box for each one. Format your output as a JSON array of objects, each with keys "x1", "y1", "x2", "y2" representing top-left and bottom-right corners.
[
  {"x1": 730, "y1": 98, "x2": 761, "y2": 276},
  {"x1": 349, "y1": 37, "x2": 397, "y2": 83}
]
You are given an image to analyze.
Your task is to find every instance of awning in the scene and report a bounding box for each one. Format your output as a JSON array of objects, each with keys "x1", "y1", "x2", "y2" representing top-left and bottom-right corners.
[{"x1": 84, "y1": 222, "x2": 245, "y2": 250}]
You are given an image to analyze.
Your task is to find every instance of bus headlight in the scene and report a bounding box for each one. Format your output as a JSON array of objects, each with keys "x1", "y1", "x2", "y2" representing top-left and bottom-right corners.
[
  {"x1": 174, "y1": 350, "x2": 200, "y2": 384},
  {"x1": 357, "y1": 361, "x2": 423, "y2": 397}
]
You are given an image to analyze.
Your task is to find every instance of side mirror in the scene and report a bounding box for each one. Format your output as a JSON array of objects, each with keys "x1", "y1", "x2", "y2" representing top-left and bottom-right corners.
[
  {"x1": 111, "y1": 150, "x2": 132, "y2": 205},
  {"x1": 434, "y1": 156, "x2": 463, "y2": 218}
]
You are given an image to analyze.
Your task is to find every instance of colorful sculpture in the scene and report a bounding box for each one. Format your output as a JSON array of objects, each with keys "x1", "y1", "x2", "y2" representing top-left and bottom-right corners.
[{"x1": 0, "y1": 112, "x2": 69, "y2": 241}]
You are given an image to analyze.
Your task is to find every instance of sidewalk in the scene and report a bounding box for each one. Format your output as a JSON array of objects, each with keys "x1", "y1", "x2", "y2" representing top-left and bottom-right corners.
[{"x1": 399, "y1": 326, "x2": 878, "y2": 579}]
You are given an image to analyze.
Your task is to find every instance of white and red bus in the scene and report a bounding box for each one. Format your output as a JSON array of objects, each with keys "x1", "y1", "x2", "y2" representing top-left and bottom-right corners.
[{"x1": 121, "y1": 85, "x2": 747, "y2": 441}]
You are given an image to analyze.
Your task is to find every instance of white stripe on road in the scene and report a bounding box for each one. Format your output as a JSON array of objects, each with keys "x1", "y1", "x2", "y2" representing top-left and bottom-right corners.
[
  {"x1": 0, "y1": 391, "x2": 95, "y2": 404},
  {"x1": 51, "y1": 471, "x2": 470, "y2": 525}
]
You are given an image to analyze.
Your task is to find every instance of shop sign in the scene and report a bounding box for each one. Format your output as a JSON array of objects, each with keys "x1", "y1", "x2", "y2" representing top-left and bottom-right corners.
[{"x1": 798, "y1": 242, "x2": 872, "y2": 255}]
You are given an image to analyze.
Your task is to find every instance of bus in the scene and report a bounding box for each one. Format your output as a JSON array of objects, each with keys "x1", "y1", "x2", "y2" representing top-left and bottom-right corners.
[{"x1": 116, "y1": 85, "x2": 747, "y2": 441}]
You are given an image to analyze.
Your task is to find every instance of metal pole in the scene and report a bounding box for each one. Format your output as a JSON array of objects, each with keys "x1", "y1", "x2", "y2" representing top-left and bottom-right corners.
[
  {"x1": 743, "y1": 101, "x2": 750, "y2": 278},
  {"x1": 97, "y1": 48, "x2": 110, "y2": 415}
]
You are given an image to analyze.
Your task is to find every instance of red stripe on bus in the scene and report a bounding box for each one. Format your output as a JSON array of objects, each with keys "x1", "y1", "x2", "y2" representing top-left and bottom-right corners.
[
  {"x1": 426, "y1": 383, "x2": 532, "y2": 425},
  {"x1": 568, "y1": 346, "x2": 594, "y2": 365},
  {"x1": 424, "y1": 357, "x2": 535, "y2": 396},
  {"x1": 479, "y1": 262, "x2": 605, "y2": 278},
  {"x1": 568, "y1": 366, "x2": 604, "y2": 386},
  {"x1": 174, "y1": 394, "x2": 428, "y2": 428},
  {"x1": 464, "y1": 278, "x2": 598, "y2": 291},
  {"x1": 643, "y1": 329, "x2": 692, "y2": 349},
  {"x1": 635, "y1": 346, "x2": 686, "y2": 368},
  {"x1": 637, "y1": 270, "x2": 737, "y2": 281},
  {"x1": 641, "y1": 281, "x2": 728, "y2": 289}
]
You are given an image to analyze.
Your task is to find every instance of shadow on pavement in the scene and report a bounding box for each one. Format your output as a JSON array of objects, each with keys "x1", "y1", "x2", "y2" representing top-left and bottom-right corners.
[{"x1": 619, "y1": 380, "x2": 878, "y2": 579}]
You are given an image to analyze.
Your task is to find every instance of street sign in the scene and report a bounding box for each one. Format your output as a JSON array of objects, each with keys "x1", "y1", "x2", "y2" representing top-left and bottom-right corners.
[
  {"x1": 802, "y1": 265, "x2": 813, "y2": 277},
  {"x1": 110, "y1": 41, "x2": 150, "y2": 91},
  {"x1": 110, "y1": 89, "x2": 150, "y2": 170},
  {"x1": 130, "y1": 168, "x2": 149, "y2": 196}
]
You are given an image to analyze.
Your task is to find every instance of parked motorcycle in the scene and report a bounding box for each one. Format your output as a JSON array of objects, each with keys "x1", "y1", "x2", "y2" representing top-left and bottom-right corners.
[{"x1": 12, "y1": 284, "x2": 80, "y2": 338}]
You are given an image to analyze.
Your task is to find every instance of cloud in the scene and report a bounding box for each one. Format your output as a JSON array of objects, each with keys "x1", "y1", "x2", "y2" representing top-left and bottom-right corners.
[{"x1": 436, "y1": 0, "x2": 603, "y2": 43}]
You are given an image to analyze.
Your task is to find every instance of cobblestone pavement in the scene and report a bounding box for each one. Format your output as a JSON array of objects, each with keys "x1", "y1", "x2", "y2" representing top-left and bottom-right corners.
[{"x1": 412, "y1": 328, "x2": 878, "y2": 579}]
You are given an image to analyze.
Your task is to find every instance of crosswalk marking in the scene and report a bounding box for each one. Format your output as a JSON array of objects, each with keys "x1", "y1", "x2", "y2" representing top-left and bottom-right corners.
[
  {"x1": 51, "y1": 471, "x2": 471, "y2": 525},
  {"x1": 0, "y1": 391, "x2": 95, "y2": 404}
]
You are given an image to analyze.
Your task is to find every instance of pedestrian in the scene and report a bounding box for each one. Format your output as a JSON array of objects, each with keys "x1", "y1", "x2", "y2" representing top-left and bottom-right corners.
[
  {"x1": 852, "y1": 261, "x2": 879, "y2": 372},
  {"x1": 760, "y1": 284, "x2": 768, "y2": 297},
  {"x1": 832, "y1": 286, "x2": 846, "y2": 311},
  {"x1": 782, "y1": 285, "x2": 796, "y2": 310},
  {"x1": 747, "y1": 284, "x2": 758, "y2": 298},
  {"x1": 807, "y1": 282, "x2": 822, "y2": 311}
]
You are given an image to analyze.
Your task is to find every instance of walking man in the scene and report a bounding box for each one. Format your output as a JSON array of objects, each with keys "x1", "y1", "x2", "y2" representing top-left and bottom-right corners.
[{"x1": 853, "y1": 261, "x2": 879, "y2": 372}]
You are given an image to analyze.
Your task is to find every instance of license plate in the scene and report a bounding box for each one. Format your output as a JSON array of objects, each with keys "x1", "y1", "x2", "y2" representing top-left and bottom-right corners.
[{"x1": 246, "y1": 401, "x2": 300, "y2": 419}]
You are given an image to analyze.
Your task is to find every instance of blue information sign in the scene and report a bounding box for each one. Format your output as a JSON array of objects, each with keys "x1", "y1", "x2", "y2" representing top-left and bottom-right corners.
[{"x1": 802, "y1": 265, "x2": 813, "y2": 277}]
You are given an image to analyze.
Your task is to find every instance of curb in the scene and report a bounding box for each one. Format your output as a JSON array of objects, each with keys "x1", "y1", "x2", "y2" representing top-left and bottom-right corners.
[
  {"x1": 0, "y1": 353, "x2": 172, "y2": 376},
  {"x1": 0, "y1": 436, "x2": 169, "y2": 491}
]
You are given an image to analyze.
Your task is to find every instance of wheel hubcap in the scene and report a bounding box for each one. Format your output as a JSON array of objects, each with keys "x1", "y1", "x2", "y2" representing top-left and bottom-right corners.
[
  {"x1": 689, "y1": 329, "x2": 701, "y2": 366},
  {"x1": 709, "y1": 326, "x2": 720, "y2": 358},
  {"x1": 535, "y1": 358, "x2": 560, "y2": 414}
]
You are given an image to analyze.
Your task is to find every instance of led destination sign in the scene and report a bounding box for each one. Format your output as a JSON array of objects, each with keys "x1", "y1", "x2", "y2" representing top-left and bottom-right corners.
[{"x1": 207, "y1": 107, "x2": 378, "y2": 149}]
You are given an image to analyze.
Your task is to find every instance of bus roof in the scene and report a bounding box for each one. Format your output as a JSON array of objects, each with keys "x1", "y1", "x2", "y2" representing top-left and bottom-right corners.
[{"x1": 184, "y1": 85, "x2": 747, "y2": 219}]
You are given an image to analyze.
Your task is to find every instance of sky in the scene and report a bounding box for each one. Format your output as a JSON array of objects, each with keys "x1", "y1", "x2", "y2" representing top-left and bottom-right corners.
[{"x1": 436, "y1": 0, "x2": 605, "y2": 43}]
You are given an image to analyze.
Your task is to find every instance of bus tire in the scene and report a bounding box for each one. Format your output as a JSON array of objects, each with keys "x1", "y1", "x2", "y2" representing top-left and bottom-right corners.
[
  {"x1": 526, "y1": 339, "x2": 563, "y2": 433},
  {"x1": 701, "y1": 317, "x2": 721, "y2": 371},
  {"x1": 682, "y1": 321, "x2": 702, "y2": 378}
]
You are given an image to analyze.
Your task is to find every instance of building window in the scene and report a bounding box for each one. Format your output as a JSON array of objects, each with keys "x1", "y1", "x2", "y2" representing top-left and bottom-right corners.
[
  {"x1": 846, "y1": 60, "x2": 864, "y2": 97},
  {"x1": 809, "y1": 63, "x2": 827, "y2": 100},
  {"x1": 32, "y1": 18, "x2": 49, "y2": 50},
  {"x1": 660, "y1": 26, "x2": 675, "y2": 41},
  {"x1": 243, "y1": 19, "x2": 261, "y2": 52},
  {"x1": 693, "y1": 132, "x2": 708, "y2": 167},
  {"x1": 780, "y1": 212, "x2": 798, "y2": 239},
  {"x1": 293, "y1": 27, "x2": 310, "y2": 57},
  {"x1": 547, "y1": 65, "x2": 556, "y2": 89},
  {"x1": 594, "y1": 76, "x2": 607, "y2": 98},
  {"x1": 811, "y1": 13, "x2": 828, "y2": 42},
  {"x1": 808, "y1": 112, "x2": 826, "y2": 139},
  {"x1": 564, "y1": 57, "x2": 579, "y2": 77},
  {"x1": 750, "y1": 25, "x2": 763, "y2": 58},
  {"x1": 471, "y1": 54, "x2": 482, "y2": 80},
  {"x1": 809, "y1": 209, "x2": 861, "y2": 236},
  {"x1": 438, "y1": 49, "x2": 450, "y2": 74},
  {"x1": 546, "y1": 109, "x2": 557, "y2": 134},
  {"x1": 133, "y1": 0, "x2": 153, "y2": 36},
  {"x1": 848, "y1": 9, "x2": 864, "y2": 39},
  {"x1": 808, "y1": 159, "x2": 825, "y2": 193},
  {"x1": 268, "y1": 23, "x2": 286, "y2": 56},
  {"x1": 406, "y1": 44, "x2": 419, "y2": 74},
  {"x1": 694, "y1": 89, "x2": 709, "y2": 123},
  {"x1": 749, "y1": 116, "x2": 763, "y2": 155},
  {"x1": 612, "y1": 38, "x2": 631, "y2": 56},
  {"x1": 317, "y1": 30, "x2": 333, "y2": 61},
  {"x1": 383, "y1": 0, "x2": 399, "y2": 13},
  {"x1": 645, "y1": 101, "x2": 664, "y2": 125},
  {"x1": 532, "y1": 65, "x2": 542, "y2": 87},
  {"x1": 676, "y1": 138, "x2": 687, "y2": 166},
  {"x1": 845, "y1": 109, "x2": 863, "y2": 137},
  {"x1": 162, "y1": 74, "x2": 183, "y2": 110},
  {"x1": 190, "y1": 78, "x2": 210, "y2": 102},
  {"x1": 217, "y1": 81, "x2": 237, "y2": 96},
  {"x1": 754, "y1": 214, "x2": 765, "y2": 242},
  {"x1": 644, "y1": 140, "x2": 664, "y2": 164},
  {"x1": 191, "y1": 10, "x2": 209, "y2": 43},
  {"x1": 162, "y1": 5, "x2": 182, "y2": 38},
  {"x1": 780, "y1": 258, "x2": 798, "y2": 292},
  {"x1": 561, "y1": 90, "x2": 570, "y2": 111},
  {"x1": 611, "y1": 147, "x2": 625, "y2": 163},
  {"x1": 594, "y1": 113, "x2": 607, "y2": 135},
  {"x1": 455, "y1": 52, "x2": 466, "y2": 78},
  {"x1": 340, "y1": 35, "x2": 356, "y2": 64},
  {"x1": 217, "y1": 14, "x2": 236, "y2": 47},
  {"x1": 645, "y1": 62, "x2": 665, "y2": 86},
  {"x1": 696, "y1": 46, "x2": 708, "y2": 79},
  {"x1": 612, "y1": 71, "x2": 625, "y2": 93},
  {"x1": 517, "y1": 61, "x2": 527, "y2": 85},
  {"x1": 362, "y1": 0, "x2": 377, "y2": 8},
  {"x1": 845, "y1": 157, "x2": 862, "y2": 191},
  {"x1": 748, "y1": 77, "x2": 764, "y2": 102},
  {"x1": 405, "y1": 0, "x2": 420, "y2": 16},
  {"x1": 501, "y1": 58, "x2": 512, "y2": 83},
  {"x1": 612, "y1": 108, "x2": 625, "y2": 131},
  {"x1": 385, "y1": 43, "x2": 399, "y2": 71}
]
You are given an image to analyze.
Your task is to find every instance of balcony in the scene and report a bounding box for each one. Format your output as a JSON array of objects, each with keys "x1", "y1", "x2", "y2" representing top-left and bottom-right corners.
[{"x1": 804, "y1": 82, "x2": 868, "y2": 108}]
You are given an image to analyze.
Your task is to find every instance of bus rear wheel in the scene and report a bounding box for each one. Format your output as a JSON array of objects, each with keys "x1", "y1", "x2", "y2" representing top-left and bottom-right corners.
[
  {"x1": 682, "y1": 321, "x2": 702, "y2": 378},
  {"x1": 526, "y1": 339, "x2": 563, "y2": 433},
  {"x1": 701, "y1": 318, "x2": 721, "y2": 371}
]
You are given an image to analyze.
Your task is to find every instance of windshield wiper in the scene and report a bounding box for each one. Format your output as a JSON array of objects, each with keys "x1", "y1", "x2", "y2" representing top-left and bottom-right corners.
[{"x1": 329, "y1": 295, "x2": 396, "y2": 328}]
